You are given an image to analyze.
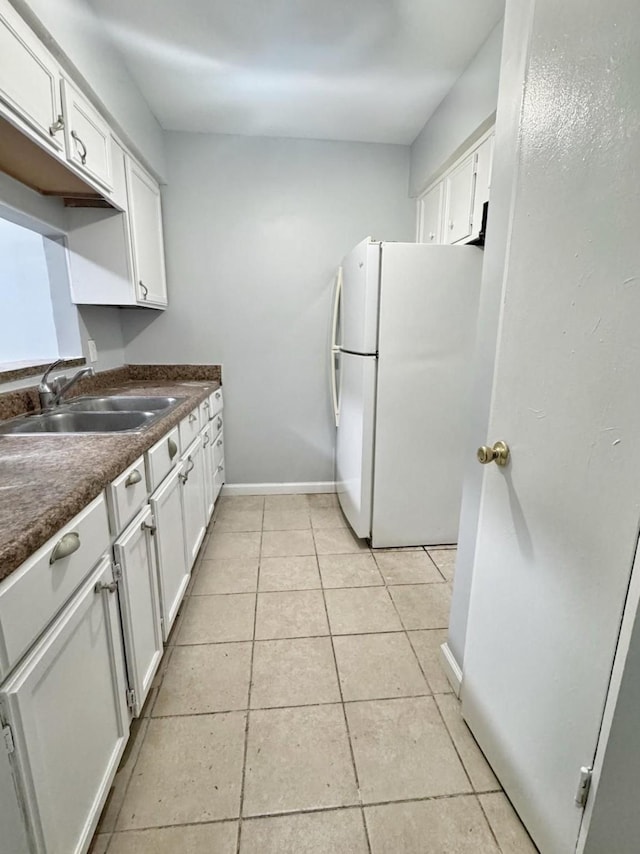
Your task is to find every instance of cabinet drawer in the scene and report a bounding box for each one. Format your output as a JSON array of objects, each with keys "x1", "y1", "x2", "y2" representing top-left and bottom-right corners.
[
  {"x1": 213, "y1": 429, "x2": 224, "y2": 470},
  {"x1": 179, "y1": 407, "x2": 201, "y2": 453},
  {"x1": 0, "y1": 493, "x2": 109, "y2": 679},
  {"x1": 106, "y1": 456, "x2": 148, "y2": 535},
  {"x1": 146, "y1": 426, "x2": 180, "y2": 493},
  {"x1": 210, "y1": 388, "x2": 224, "y2": 418},
  {"x1": 61, "y1": 77, "x2": 112, "y2": 191}
]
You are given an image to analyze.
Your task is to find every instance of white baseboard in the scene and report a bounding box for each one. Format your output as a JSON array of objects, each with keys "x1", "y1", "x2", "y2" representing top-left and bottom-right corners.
[
  {"x1": 222, "y1": 482, "x2": 336, "y2": 496},
  {"x1": 439, "y1": 642, "x2": 462, "y2": 697}
]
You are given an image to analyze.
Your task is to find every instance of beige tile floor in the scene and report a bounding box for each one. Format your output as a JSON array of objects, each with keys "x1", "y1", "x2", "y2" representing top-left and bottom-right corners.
[{"x1": 90, "y1": 493, "x2": 538, "y2": 854}]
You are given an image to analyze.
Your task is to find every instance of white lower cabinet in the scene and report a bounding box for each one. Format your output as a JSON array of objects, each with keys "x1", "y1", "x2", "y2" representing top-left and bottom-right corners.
[
  {"x1": 113, "y1": 505, "x2": 163, "y2": 717},
  {"x1": 180, "y1": 436, "x2": 207, "y2": 569},
  {"x1": 0, "y1": 556, "x2": 129, "y2": 854},
  {"x1": 149, "y1": 466, "x2": 189, "y2": 642},
  {"x1": 202, "y1": 422, "x2": 215, "y2": 522},
  {"x1": 213, "y1": 429, "x2": 225, "y2": 502}
]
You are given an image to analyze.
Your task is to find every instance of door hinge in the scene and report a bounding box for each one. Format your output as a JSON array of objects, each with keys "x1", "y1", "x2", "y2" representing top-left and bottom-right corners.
[
  {"x1": 3, "y1": 724, "x2": 15, "y2": 755},
  {"x1": 126, "y1": 689, "x2": 137, "y2": 711},
  {"x1": 575, "y1": 766, "x2": 593, "y2": 807}
]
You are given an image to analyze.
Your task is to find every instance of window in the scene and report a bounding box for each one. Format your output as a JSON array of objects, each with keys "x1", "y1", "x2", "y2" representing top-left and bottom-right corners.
[{"x1": 0, "y1": 214, "x2": 82, "y2": 371}]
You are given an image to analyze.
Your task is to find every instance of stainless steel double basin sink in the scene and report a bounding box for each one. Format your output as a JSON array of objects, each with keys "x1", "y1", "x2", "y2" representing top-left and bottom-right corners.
[{"x1": 0, "y1": 396, "x2": 185, "y2": 435}]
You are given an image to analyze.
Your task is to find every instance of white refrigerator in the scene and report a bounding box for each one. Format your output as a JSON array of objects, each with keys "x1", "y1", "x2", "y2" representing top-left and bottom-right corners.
[{"x1": 331, "y1": 237, "x2": 482, "y2": 548}]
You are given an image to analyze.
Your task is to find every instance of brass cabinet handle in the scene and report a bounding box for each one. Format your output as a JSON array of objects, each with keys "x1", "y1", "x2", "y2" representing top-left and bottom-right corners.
[
  {"x1": 477, "y1": 441, "x2": 510, "y2": 467},
  {"x1": 168, "y1": 437, "x2": 178, "y2": 459},
  {"x1": 49, "y1": 114, "x2": 64, "y2": 136},
  {"x1": 50, "y1": 531, "x2": 80, "y2": 564},
  {"x1": 125, "y1": 469, "x2": 142, "y2": 487},
  {"x1": 70, "y1": 129, "x2": 87, "y2": 165}
]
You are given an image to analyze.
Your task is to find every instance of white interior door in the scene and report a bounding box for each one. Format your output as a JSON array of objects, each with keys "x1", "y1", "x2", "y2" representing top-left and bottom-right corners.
[
  {"x1": 336, "y1": 352, "x2": 376, "y2": 538},
  {"x1": 462, "y1": 122, "x2": 640, "y2": 854}
]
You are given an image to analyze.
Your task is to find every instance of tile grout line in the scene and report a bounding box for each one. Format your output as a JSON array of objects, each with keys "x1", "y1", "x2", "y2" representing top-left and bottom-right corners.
[
  {"x1": 475, "y1": 793, "x2": 508, "y2": 854},
  {"x1": 235, "y1": 495, "x2": 265, "y2": 854},
  {"x1": 312, "y1": 525, "x2": 374, "y2": 854},
  {"x1": 423, "y1": 547, "x2": 448, "y2": 582},
  {"x1": 371, "y1": 548, "x2": 490, "y2": 805},
  {"x1": 106, "y1": 789, "x2": 502, "y2": 836}
]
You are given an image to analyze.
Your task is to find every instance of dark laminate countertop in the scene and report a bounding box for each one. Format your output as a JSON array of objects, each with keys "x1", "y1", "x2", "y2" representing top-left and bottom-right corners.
[{"x1": 0, "y1": 365, "x2": 221, "y2": 582}]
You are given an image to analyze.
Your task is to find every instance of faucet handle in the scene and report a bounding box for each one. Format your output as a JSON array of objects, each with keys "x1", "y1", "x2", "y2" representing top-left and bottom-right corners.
[{"x1": 39, "y1": 358, "x2": 65, "y2": 389}]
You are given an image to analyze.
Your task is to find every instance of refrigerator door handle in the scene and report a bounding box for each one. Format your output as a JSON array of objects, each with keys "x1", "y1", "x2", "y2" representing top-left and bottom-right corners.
[{"x1": 330, "y1": 267, "x2": 343, "y2": 427}]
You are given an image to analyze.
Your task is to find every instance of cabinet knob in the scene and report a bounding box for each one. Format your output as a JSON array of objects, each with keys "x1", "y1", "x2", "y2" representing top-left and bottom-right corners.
[
  {"x1": 188, "y1": 412, "x2": 197, "y2": 424},
  {"x1": 449, "y1": 221, "x2": 455, "y2": 230}
]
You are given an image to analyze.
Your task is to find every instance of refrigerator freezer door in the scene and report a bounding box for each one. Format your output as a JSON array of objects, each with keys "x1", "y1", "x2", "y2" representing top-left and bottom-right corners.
[
  {"x1": 340, "y1": 237, "x2": 380, "y2": 355},
  {"x1": 371, "y1": 243, "x2": 482, "y2": 547},
  {"x1": 336, "y1": 351, "x2": 377, "y2": 539}
]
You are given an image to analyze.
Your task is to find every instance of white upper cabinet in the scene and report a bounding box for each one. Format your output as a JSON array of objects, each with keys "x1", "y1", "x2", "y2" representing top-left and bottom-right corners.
[
  {"x1": 443, "y1": 153, "x2": 477, "y2": 245},
  {"x1": 0, "y1": 0, "x2": 63, "y2": 152},
  {"x1": 418, "y1": 181, "x2": 443, "y2": 244},
  {"x1": 126, "y1": 157, "x2": 168, "y2": 307},
  {"x1": 471, "y1": 133, "x2": 494, "y2": 238},
  {"x1": 61, "y1": 78, "x2": 112, "y2": 192}
]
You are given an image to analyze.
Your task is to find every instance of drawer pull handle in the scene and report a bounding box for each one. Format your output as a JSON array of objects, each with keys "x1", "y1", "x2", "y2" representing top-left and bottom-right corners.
[
  {"x1": 125, "y1": 470, "x2": 142, "y2": 487},
  {"x1": 168, "y1": 437, "x2": 178, "y2": 459},
  {"x1": 203, "y1": 434, "x2": 210, "y2": 447},
  {"x1": 141, "y1": 520, "x2": 156, "y2": 535},
  {"x1": 139, "y1": 281, "x2": 148, "y2": 300},
  {"x1": 203, "y1": 400, "x2": 210, "y2": 409},
  {"x1": 215, "y1": 391, "x2": 221, "y2": 399},
  {"x1": 216, "y1": 417, "x2": 222, "y2": 430},
  {"x1": 188, "y1": 412, "x2": 197, "y2": 424},
  {"x1": 50, "y1": 531, "x2": 80, "y2": 564},
  {"x1": 216, "y1": 439, "x2": 223, "y2": 447},
  {"x1": 71, "y1": 130, "x2": 87, "y2": 165},
  {"x1": 217, "y1": 463, "x2": 224, "y2": 473},
  {"x1": 179, "y1": 456, "x2": 195, "y2": 484}
]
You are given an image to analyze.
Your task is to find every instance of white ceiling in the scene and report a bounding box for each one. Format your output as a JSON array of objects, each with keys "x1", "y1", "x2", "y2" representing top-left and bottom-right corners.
[{"x1": 87, "y1": 0, "x2": 504, "y2": 145}]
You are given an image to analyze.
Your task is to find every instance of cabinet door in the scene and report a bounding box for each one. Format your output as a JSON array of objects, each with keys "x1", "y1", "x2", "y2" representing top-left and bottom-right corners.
[
  {"x1": 61, "y1": 79, "x2": 112, "y2": 192},
  {"x1": 114, "y1": 506, "x2": 163, "y2": 717},
  {"x1": 180, "y1": 437, "x2": 207, "y2": 569},
  {"x1": 419, "y1": 182, "x2": 443, "y2": 244},
  {"x1": 0, "y1": 2, "x2": 63, "y2": 152},
  {"x1": 125, "y1": 157, "x2": 168, "y2": 307},
  {"x1": 0, "y1": 732, "x2": 30, "y2": 854},
  {"x1": 149, "y1": 466, "x2": 189, "y2": 642},
  {"x1": 471, "y1": 134, "x2": 494, "y2": 241},
  {"x1": 443, "y1": 154, "x2": 477, "y2": 245},
  {"x1": 213, "y1": 430, "x2": 225, "y2": 504},
  {"x1": 202, "y1": 424, "x2": 215, "y2": 522},
  {"x1": 0, "y1": 557, "x2": 129, "y2": 854}
]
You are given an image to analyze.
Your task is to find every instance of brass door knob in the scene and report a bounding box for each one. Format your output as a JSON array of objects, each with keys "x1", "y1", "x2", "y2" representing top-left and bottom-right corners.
[{"x1": 477, "y1": 441, "x2": 510, "y2": 467}]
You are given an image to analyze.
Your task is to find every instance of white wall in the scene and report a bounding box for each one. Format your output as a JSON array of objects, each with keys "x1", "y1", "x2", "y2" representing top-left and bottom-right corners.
[
  {"x1": 10, "y1": 0, "x2": 166, "y2": 179},
  {"x1": 409, "y1": 20, "x2": 503, "y2": 196},
  {"x1": 121, "y1": 132, "x2": 414, "y2": 485}
]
